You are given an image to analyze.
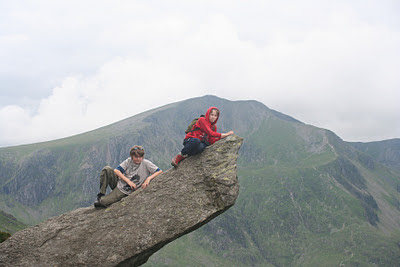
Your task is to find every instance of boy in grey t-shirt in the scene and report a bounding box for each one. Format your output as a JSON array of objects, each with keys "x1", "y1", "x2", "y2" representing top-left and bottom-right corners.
[{"x1": 94, "y1": 145, "x2": 163, "y2": 208}]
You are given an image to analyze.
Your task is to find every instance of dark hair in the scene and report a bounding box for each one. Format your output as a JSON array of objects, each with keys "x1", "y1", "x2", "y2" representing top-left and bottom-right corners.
[{"x1": 130, "y1": 145, "x2": 145, "y2": 157}]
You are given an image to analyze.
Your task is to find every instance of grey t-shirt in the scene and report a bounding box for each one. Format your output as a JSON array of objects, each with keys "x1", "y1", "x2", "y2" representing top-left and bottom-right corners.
[{"x1": 116, "y1": 158, "x2": 159, "y2": 195}]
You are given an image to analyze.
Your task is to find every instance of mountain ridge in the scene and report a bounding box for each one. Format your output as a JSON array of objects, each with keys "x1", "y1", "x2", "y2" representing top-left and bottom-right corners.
[
  {"x1": 349, "y1": 138, "x2": 400, "y2": 174},
  {"x1": 1, "y1": 95, "x2": 399, "y2": 266}
]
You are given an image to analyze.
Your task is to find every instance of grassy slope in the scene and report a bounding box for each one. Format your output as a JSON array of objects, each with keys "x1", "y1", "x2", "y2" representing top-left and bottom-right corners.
[
  {"x1": 145, "y1": 108, "x2": 400, "y2": 266},
  {"x1": 0, "y1": 96, "x2": 399, "y2": 265},
  {"x1": 0, "y1": 105, "x2": 170, "y2": 225},
  {"x1": 349, "y1": 139, "x2": 400, "y2": 174},
  {"x1": 0, "y1": 210, "x2": 26, "y2": 234}
]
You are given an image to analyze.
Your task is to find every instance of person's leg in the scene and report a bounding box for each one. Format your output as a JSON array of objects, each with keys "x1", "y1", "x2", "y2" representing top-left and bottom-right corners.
[
  {"x1": 181, "y1": 138, "x2": 206, "y2": 156},
  {"x1": 172, "y1": 138, "x2": 208, "y2": 167},
  {"x1": 196, "y1": 141, "x2": 207, "y2": 154},
  {"x1": 99, "y1": 187, "x2": 127, "y2": 207},
  {"x1": 99, "y1": 166, "x2": 119, "y2": 195},
  {"x1": 95, "y1": 166, "x2": 120, "y2": 207}
]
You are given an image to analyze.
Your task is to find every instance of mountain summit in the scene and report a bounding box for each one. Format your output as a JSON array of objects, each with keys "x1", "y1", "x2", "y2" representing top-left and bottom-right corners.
[
  {"x1": 0, "y1": 135, "x2": 243, "y2": 266},
  {"x1": 0, "y1": 95, "x2": 399, "y2": 266}
]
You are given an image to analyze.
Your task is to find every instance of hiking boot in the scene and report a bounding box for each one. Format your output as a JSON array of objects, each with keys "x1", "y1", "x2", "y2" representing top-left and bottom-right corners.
[
  {"x1": 94, "y1": 193, "x2": 106, "y2": 208},
  {"x1": 94, "y1": 200, "x2": 106, "y2": 208},
  {"x1": 171, "y1": 153, "x2": 187, "y2": 167}
]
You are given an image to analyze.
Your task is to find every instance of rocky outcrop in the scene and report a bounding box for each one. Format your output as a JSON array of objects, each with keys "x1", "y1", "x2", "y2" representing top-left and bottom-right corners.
[{"x1": 0, "y1": 135, "x2": 243, "y2": 267}]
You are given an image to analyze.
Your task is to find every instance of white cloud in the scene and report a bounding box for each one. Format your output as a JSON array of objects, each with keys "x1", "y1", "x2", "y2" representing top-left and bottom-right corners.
[
  {"x1": 0, "y1": 105, "x2": 32, "y2": 145},
  {"x1": 1, "y1": 1, "x2": 400, "y2": 146},
  {"x1": 0, "y1": 34, "x2": 29, "y2": 45}
]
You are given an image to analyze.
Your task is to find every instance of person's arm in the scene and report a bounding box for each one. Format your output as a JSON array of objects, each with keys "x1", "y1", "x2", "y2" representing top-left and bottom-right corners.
[
  {"x1": 197, "y1": 118, "x2": 233, "y2": 139},
  {"x1": 196, "y1": 118, "x2": 222, "y2": 138},
  {"x1": 141, "y1": 169, "x2": 163, "y2": 189},
  {"x1": 220, "y1": 131, "x2": 234, "y2": 138},
  {"x1": 114, "y1": 168, "x2": 137, "y2": 190}
]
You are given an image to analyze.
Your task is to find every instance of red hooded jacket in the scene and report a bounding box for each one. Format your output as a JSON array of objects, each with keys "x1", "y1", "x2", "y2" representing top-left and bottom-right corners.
[{"x1": 184, "y1": 107, "x2": 222, "y2": 145}]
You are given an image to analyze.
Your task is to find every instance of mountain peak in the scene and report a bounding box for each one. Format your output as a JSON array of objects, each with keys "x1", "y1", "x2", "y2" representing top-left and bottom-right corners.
[{"x1": 0, "y1": 135, "x2": 243, "y2": 267}]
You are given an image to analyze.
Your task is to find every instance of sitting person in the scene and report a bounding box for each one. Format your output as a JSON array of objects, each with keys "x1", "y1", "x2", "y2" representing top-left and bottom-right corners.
[
  {"x1": 94, "y1": 145, "x2": 162, "y2": 208},
  {"x1": 171, "y1": 106, "x2": 234, "y2": 167}
]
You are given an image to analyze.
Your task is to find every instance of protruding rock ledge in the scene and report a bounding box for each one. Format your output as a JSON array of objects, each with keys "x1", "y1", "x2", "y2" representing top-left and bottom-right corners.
[{"x1": 0, "y1": 135, "x2": 243, "y2": 267}]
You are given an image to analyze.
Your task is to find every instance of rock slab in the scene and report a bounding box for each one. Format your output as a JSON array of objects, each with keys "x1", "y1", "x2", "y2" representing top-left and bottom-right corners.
[{"x1": 0, "y1": 135, "x2": 243, "y2": 266}]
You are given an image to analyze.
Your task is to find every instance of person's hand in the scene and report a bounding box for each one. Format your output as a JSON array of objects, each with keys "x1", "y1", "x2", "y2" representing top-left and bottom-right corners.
[
  {"x1": 128, "y1": 181, "x2": 137, "y2": 190},
  {"x1": 142, "y1": 178, "x2": 150, "y2": 189},
  {"x1": 221, "y1": 131, "x2": 234, "y2": 138}
]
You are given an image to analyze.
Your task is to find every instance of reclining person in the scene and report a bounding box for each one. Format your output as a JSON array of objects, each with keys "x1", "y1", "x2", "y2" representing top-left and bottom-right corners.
[{"x1": 94, "y1": 145, "x2": 162, "y2": 208}]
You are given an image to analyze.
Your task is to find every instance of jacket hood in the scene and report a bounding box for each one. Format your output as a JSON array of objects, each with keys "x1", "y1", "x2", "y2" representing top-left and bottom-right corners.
[{"x1": 205, "y1": 107, "x2": 219, "y2": 125}]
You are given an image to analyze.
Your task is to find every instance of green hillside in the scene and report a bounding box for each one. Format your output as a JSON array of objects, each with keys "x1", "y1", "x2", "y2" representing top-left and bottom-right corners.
[
  {"x1": 0, "y1": 210, "x2": 26, "y2": 234},
  {"x1": 145, "y1": 98, "x2": 400, "y2": 266},
  {"x1": 1, "y1": 95, "x2": 399, "y2": 266},
  {"x1": 349, "y1": 139, "x2": 400, "y2": 174}
]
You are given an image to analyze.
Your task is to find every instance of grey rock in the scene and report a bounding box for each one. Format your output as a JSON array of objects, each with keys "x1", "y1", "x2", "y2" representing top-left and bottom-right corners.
[{"x1": 0, "y1": 135, "x2": 243, "y2": 267}]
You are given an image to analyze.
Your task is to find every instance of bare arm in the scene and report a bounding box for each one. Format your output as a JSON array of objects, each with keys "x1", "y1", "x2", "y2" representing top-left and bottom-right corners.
[
  {"x1": 141, "y1": 170, "x2": 163, "y2": 189},
  {"x1": 220, "y1": 131, "x2": 234, "y2": 139}
]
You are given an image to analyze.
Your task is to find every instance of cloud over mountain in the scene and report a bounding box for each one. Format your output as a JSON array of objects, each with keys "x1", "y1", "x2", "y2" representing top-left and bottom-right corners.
[{"x1": 1, "y1": 1, "x2": 400, "y2": 146}]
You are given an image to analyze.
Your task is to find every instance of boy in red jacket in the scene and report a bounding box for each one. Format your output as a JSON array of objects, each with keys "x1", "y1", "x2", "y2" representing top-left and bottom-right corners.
[{"x1": 171, "y1": 107, "x2": 234, "y2": 167}]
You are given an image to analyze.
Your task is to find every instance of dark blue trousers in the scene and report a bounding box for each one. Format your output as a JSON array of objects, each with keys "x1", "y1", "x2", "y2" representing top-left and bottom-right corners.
[{"x1": 181, "y1": 138, "x2": 207, "y2": 156}]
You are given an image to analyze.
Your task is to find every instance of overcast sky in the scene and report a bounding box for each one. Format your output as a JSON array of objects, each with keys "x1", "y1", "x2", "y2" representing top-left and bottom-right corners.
[{"x1": 1, "y1": 0, "x2": 399, "y2": 147}]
